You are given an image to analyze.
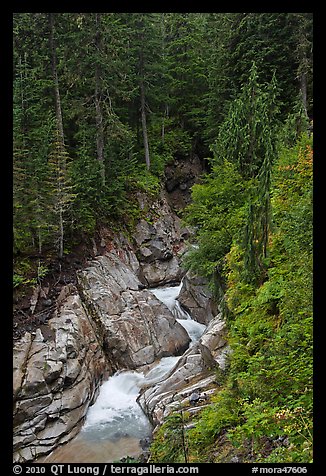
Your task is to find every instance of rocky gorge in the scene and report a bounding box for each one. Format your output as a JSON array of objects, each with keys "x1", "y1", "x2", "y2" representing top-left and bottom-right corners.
[{"x1": 13, "y1": 164, "x2": 229, "y2": 463}]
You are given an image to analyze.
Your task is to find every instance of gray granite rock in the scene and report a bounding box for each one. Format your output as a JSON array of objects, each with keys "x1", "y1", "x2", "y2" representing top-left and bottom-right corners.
[
  {"x1": 77, "y1": 255, "x2": 190, "y2": 370},
  {"x1": 13, "y1": 292, "x2": 107, "y2": 463},
  {"x1": 178, "y1": 271, "x2": 216, "y2": 325}
]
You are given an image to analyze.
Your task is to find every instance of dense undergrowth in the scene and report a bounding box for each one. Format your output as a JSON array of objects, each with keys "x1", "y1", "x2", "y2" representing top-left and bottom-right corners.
[{"x1": 149, "y1": 131, "x2": 313, "y2": 463}]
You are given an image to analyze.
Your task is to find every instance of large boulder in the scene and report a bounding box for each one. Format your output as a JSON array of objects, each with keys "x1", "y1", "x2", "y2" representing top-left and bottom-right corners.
[
  {"x1": 138, "y1": 342, "x2": 216, "y2": 427},
  {"x1": 178, "y1": 271, "x2": 216, "y2": 325},
  {"x1": 200, "y1": 314, "x2": 228, "y2": 360},
  {"x1": 13, "y1": 289, "x2": 107, "y2": 463},
  {"x1": 141, "y1": 256, "x2": 183, "y2": 287},
  {"x1": 77, "y1": 254, "x2": 190, "y2": 370},
  {"x1": 138, "y1": 313, "x2": 230, "y2": 429}
]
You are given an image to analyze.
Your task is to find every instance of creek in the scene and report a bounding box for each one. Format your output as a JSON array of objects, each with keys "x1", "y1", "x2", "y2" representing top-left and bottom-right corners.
[{"x1": 39, "y1": 283, "x2": 206, "y2": 463}]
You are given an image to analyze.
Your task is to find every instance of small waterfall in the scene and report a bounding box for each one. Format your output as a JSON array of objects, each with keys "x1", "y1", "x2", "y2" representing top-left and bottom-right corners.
[
  {"x1": 81, "y1": 370, "x2": 151, "y2": 441},
  {"x1": 81, "y1": 356, "x2": 181, "y2": 443},
  {"x1": 41, "y1": 282, "x2": 206, "y2": 463},
  {"x1": 151, "y1": 284, "x2": 206, "y2": 343}
]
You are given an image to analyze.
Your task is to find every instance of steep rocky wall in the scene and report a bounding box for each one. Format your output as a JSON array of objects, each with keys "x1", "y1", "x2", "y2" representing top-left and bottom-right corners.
[
  {"x1": 13, "y1": 289, "x2": 107, "y2": 463},
  {"x1": 133, "y1": 190, "x2": 191, "y2": 287},
  {"x1": 164, "y1": 154, "x2": 204, "y2": 211},
  {"x1": 136, "y1": 262, "x2": 231, "y2": 435},
  {"x1": 137, "y1": 270, "x2": 230, "y2": 433},
  {"x1": 138, "y1": 313, "x2": 230, "y2": 431},
  {"x1": 93, "y1": 189, "x2": 191, "y2": 288}
]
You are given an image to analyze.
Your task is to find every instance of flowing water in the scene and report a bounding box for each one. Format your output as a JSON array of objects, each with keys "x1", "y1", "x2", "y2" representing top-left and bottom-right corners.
[
  {"x1": 39, "y1": 283, "x2": 206, "y2": 463},
  {"x1": 150, "y1": 283, "x2": 206, "y2": 343}
]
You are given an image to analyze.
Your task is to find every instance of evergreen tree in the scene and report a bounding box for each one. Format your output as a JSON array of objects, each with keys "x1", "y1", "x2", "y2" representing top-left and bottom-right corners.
[
  {"x1": 94, "y1": 12, "x2": 106, "y2": 184},
  {"x1": 214, "y1": 63, "x2": 276, "y2": 179},
  {"x1": 243, "y1": 72, "x2": 278, "y2": 281},
  {"x1": 196, "y1": 64, "x2": 280, "y2": 284},
  {"x1": 48, "y1": 13, "x2": 65, "y2": 147},
  {"x1": 203, "y1": 13, "x2": 236, "y2": 143},
  {"x1": 13, "y1": 12, "x2": 313, "y2": 285},
  {"x1": 124, "y1": 13, "x2": 167, "y2": 169},
  {"x1": 292, "y1": 13, "x2": 313, "y2": 118},
  {"x1": 227, "y1": 14, "x2": 300, "y2": 116},
  {"x1": 13, "y1": 13, "x2": 55, "y2": 254},
  {"x1": 47, "y1": 128, "x2": 75, "y2": 258},
  {"x1": 164, "y1": 14, "x2": 208, "y2": 143}
]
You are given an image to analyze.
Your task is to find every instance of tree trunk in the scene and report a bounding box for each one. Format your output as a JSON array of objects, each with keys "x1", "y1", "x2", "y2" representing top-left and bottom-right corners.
[
  {"x1": 161, "y1": 116, "x2": 165, "y2": 144},
  {"x1": 140, "y1": 80, "x2": 150, "y2": 170},
  {"x1": 139, "y1": 30, "x2": 150, "y2": 170},
  {"x1": 18, "y1": 55, "x2": 25, "y2": 136},
  {"x1": 296, "y1": 13, "x2": 311, "y2": 121},
  {"x1": 300, "y1": 71, "x2": 308, "y2": 119},
  {"x1": 49, "y1": 13, "x2": 66, "y2": 259},
  {"x1": 161, "y1": 14, "x2": 167, "y2": 146},
  {"x1": 95, "y1": 13, "x2": 105, "y2": 185},
  {"x1": 49, "y1": 13, "x2": 65, "y2": 147},
  {"x1": 95, "y1": 89, "x2": 105, "y2": 185},
  {"x1": 58, "y1": 204, "x2": 64, "y2": 259},
  {"x1": 162, "y1": 104, "x2": 169, "y2": 144},
  {"x1": 180, "y1": 410, "x2": 188, "y2": 464}
]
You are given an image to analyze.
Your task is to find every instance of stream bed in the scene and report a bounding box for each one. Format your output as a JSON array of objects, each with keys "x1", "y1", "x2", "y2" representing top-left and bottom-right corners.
[{"x1": 38, "y1": 283, "x2": 206, "y2": 463}]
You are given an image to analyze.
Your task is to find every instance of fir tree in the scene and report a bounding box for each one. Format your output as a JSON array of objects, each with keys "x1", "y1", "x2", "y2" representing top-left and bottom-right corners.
[{"x1": 47, "y1": 129, "x2": 75, "y2": 258}]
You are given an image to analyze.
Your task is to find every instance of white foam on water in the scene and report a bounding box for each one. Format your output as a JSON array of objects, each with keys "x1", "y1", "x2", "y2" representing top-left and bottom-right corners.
[
  {"x1": 144, "y1": 355, "x2": 180, "y2": 384},
  {"x1": 151, "y1": 284, "x2": 206, "y2": 342},
  {"x1": 83, "y1": 371, "x2": 146, "y2": 430},
  {"x1": 80, "y1": 283, "x2": 207, "y2": 450},
  {"x1": 150, "y1": 283, "x2": 183, "y2": 312},
  {"x1": 177, "y1": 318, "x2": 206, "y2": 342}
]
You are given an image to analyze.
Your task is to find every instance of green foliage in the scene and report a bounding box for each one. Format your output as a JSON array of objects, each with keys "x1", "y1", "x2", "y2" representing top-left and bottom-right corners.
[
  {"x1": 173, "y1": 130, "x2": 312, "y2": 463},
  {"x1": 221, "y1": 13, "x2": 312, "y2": 121},
  {"x1": 191, "y1": 389, "x2": 241, "y2": 443},
  {"x1": 228, "y1": 400, "x2": 283, "y2": 447},
  {"x1": 229, "y1": 137, "x2": 312, "y2": 461},
  {"x1": 13, "y1": 259, "x2": 49, "y2": 290},
  {"x1": 148, "y1": 116, "x2": 193, "y2": 168},
  {"x1": 183, "y1": 158, "x2": 247, "y2": 283},
  {"x1": 133, "y1": 166, "x2": 161, "y2": 196},
  {"x1": 184, "y1": 65, "x2": 281, "y2": 290},
  {"x1": 150, "y1": 411, "x2": 189, "y2": 463},
  {"x1": 13, "y1": 13, "x2": 311, "y2": 266},
  {"x1": 278, "y1": 98, "x2": 310, "y2": 148},
  {"x1": 13, "y1": 274, "x2": 27, "y2": 288},
  {"x1": 37, "y1": 263, "x2": 49, "y2": 281},
  {"x1": 213, "y1": 63, "x2": 277, "y2": 178}
]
